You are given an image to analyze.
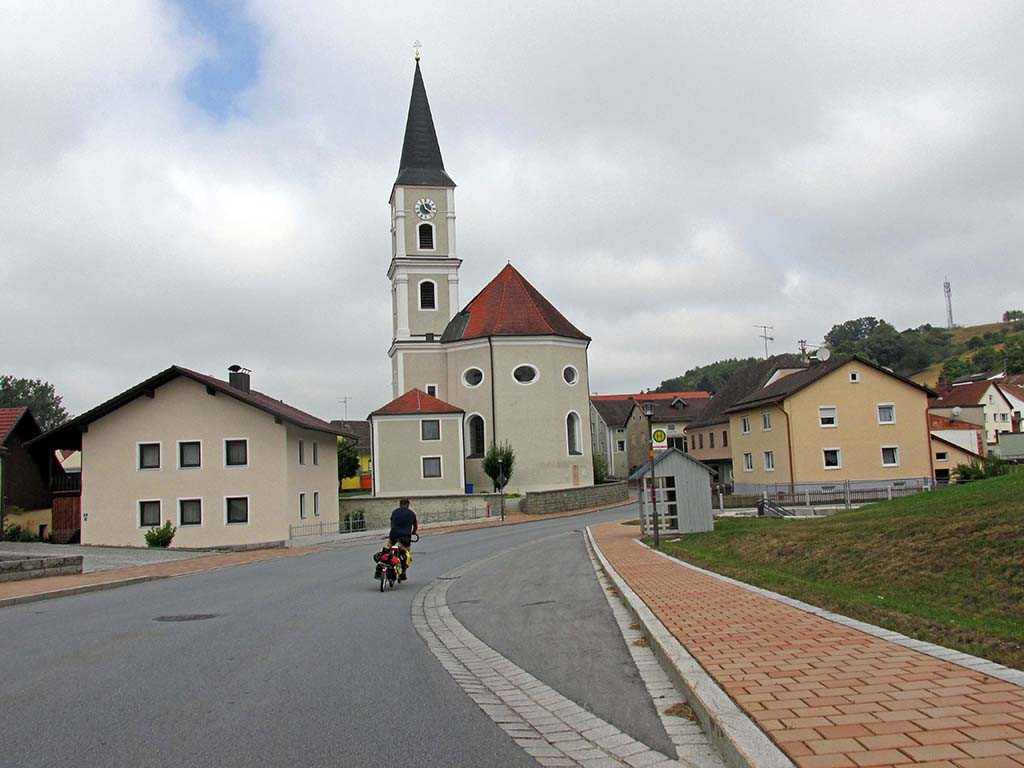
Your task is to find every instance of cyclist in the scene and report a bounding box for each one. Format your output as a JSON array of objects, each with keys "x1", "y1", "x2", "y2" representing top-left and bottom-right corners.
[{"x1": 389, "y1": 498, "x2": 418, "y2": 581}]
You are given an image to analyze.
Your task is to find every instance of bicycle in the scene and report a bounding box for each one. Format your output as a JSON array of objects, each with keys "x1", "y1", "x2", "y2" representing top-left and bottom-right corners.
[{"x1": 373, "y1": 533, "x2": 419, "y2": 592}]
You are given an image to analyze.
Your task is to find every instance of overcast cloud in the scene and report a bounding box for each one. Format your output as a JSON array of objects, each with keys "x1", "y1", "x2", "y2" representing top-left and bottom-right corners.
[{"x1": 2, "y1": 0, "x2": 1023, "y2": 421}]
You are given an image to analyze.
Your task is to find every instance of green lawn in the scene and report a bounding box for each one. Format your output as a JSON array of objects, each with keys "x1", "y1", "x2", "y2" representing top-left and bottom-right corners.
[{"x1": 656, "y1": 473, "x2": 1024, "y2": 670}]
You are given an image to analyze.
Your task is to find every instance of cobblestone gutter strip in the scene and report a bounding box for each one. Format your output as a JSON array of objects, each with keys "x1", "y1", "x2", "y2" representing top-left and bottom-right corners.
[
  {"x1": 586, "y1": 527, "x2": 795, "y2": 768},
  {"x1": 413, "y1": 552, "x2": 689, "y2": 767},
  {"x1": 639, "y1": 542, "x2": 1024, "y2": 690}
]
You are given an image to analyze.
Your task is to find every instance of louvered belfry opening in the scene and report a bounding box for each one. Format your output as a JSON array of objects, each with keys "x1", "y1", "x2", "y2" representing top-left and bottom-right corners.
[
  {"x1": 420, "y1": 280, "x2": 436, "y2": 309},
  {"x1": 418, "y1": 223, "x2": 434, "y2": 250}
]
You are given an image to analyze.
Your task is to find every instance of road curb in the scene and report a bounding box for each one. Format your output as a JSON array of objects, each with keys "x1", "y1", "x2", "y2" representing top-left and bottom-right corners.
[{"x1": 586, "y1": 525, "x2": 795, "y2": 768}]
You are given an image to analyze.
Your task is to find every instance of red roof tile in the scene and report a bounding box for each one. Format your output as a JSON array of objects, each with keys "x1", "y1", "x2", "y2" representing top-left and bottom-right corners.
[
  {"x1": 0, "y1": 407, "x2": 27, "y2": 445},
  {"x1": 444, "y1": 264, "x2": 589, "y2": 342},
  {"x1": 371, "y1": 388, "x2": 463, "y2": 417},
  {"x1": 932, "y1": 380, "x2": 1009, "y2": 408}
]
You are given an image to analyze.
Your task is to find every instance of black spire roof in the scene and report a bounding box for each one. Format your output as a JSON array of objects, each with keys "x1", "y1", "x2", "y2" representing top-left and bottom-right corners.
[{"x1": 395, "y1": 61, "x2": 455, "y2": 188}]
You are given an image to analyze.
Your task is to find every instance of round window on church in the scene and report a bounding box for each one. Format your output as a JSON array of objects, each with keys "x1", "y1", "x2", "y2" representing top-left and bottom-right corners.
[
  {"x1": 463, "y1": 367, "x2": 485, "y2": 388},
  {"x1": 562, "y1": 366, "x2": 579, "y2": 386},
  {"x1": 512, "y1": 364, "x2": 539, "y2": 385}
]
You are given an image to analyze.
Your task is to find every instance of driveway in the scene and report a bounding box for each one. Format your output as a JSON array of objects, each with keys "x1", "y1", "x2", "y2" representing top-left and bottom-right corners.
[{"x1": 0, "y1": 541, "x2": 213, "y2": 573}]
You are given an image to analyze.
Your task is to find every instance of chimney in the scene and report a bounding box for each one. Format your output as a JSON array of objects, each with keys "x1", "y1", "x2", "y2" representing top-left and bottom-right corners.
[{"x1": 228, "y1": 364, "x2": 251, "y2": 393}]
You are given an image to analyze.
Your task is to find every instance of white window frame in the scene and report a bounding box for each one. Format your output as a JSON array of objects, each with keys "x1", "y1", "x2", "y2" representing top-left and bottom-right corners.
[
  {"x1": 881, "y1": 445, "x2": 900, "y2": 467},
  {"x1": 935, "y1": 451, "x2": 948, "y2": 462},
  {"x1": 761, "y1": 412, "x2": 772, "y2": 432},
  {"x1": 849, "y1": 371, "x2": 860, "y2": 383},
  {"x1": 741, "y1": 416, "x2": 751, "y2": 434},
  {"x1": 137, "y1": 441, "x2": 161, "y2": 472},
  {"x1": 176, "y1": 439, "x2": 202, "y2": 470},
  {"x1": 764, "y1": 451, "x2": 775, "y2": 471},
  {"x1": 566, "y1": 410, "x2": 583, "y2": 456},
  {"x1": 416, "y1": 221, "x2": 436, "y2": 251},
  {"x1": 224, "y1": 437, "x2": 249, "y2": 468},
  {"x1": 511, "y1": 363, "x2": 540, "y2": 386},
  {"x1": 462, "y1": 366, "x2": 486, "y2": 388},
  {"x1": 561, "y1": 365, "x2": 580, "y2": 386},
  {"x1": 298, "y1": 439, "x2": 305, "y2": 466},
  {"x1": 425, "y1": 384, "x2": 438, "y2": 397},
  {"x1": 417, "y1": 278, "x2": 438, "y2": 311},
  {"x1": 313, "y1": 491, "x2": 320, "y2": 517},
  {"x1": 299, "y1": 492, "x2": 307, "y2": 519},
  {"x1": 421, "y1": 455, "x2": 443, "y2": 479},
  {"x1": 312, "y1": 441, "x2": 319, "y2": 466},
  {"x1": 743, "y1": 452, "x2": 753, "y2": 472},
  {"x1": 818, "y1": 406, "x2": 838, "y2": 428},
  {"x1": 178, "y1": 497, "x2": 203, "y2": 527},
  {"x1": 138, "y1": 498, "x2": 162, "y2": 528},
  {"x1": 823, "y1": 448, "x2": 842, "y2": 470},
  {"x1": 224, "y1": 495, "x2": 250, "y2": 525},
  {"x1": 616, "y1": 439, "x2": 625, "y2": 452},
  {"x1": 877, "y1": 403, "x2": 896, "y2": 425},
  {"x1": 420, "y1": 418, "x2": 441, "y2": 442},
  {"x1": 465, "y1": 413, "x2": 486, "y2": 458}
]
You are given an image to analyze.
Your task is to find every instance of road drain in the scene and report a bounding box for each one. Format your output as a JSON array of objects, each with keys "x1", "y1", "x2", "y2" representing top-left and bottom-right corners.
[{"x1": 153, "y1": 614, "x2": 220, "y2": 622}]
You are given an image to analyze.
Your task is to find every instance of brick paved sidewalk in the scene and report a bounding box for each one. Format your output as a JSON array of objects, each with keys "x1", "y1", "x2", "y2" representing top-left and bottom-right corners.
[
  {"x1": 591, "y1": 520, "x2": 1024, "y2": 768},
  {"x1": 0, "y1": 547, "x2": 319, "y2": 607}
]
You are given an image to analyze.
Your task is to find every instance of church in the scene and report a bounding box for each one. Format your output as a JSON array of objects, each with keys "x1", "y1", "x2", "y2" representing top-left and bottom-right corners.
[{"x1": 369, "y1": 57, "x2": 595, "y2": 496}]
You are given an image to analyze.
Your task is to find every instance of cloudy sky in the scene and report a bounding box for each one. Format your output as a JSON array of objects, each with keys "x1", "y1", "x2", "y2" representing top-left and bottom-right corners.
[{"x1": 3, "y1": 1, "x2": 1024, "y2": 421}]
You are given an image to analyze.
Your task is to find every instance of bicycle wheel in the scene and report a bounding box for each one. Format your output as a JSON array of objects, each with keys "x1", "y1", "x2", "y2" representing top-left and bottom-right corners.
[{"x1": 379, "y1": 569, "x2": 386, "y2": 592}]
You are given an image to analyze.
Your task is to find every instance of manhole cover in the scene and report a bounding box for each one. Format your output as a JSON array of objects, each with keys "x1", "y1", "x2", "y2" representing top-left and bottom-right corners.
[{"x1": 153, "y1": 614, "x2": 221, "y2": 622}]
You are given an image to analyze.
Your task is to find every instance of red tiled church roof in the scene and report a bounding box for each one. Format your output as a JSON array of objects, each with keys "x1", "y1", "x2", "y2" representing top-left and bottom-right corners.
[
  {"x1": 0, "y1": 407, "x2": 28, "y2": 445},
  {"x1": 441, "y1": 264, "x2": 589, "y2": 342},
  {"x1": 371, "y1": 388, "x2": 464, "y2": 417}
]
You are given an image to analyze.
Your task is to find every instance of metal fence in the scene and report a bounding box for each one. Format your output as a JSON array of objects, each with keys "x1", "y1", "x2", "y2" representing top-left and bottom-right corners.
[{"x1": 713, "y1": 478, "x2": 934, "y2": 512}]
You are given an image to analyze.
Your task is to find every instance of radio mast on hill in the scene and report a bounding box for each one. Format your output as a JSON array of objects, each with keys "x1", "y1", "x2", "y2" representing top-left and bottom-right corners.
[{"x1": 944, "y1": 277, "x2": 954, "y2": 329}]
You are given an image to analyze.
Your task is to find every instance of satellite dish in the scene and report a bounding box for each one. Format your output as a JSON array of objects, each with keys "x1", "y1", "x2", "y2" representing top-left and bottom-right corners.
[{"x1": 815, "y1": 348, "x2": 831, "y2": 362}]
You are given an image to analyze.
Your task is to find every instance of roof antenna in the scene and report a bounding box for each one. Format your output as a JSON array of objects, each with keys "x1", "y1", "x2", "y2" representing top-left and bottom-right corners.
[{"x1": 413, "y1": 40, "x2": 422, "y2": 62}]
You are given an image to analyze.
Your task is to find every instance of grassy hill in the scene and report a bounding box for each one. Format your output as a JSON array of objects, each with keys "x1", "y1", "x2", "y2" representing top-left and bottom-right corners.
[
  {"x1": 911, "y1": 319, "x2": 1024, "y2": 387},
  {"x1": 657, "y1": 473, "x2": 1024, "y2": 669}
]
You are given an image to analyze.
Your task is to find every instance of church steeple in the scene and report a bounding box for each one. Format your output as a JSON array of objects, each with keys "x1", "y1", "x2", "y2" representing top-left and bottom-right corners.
[{"x1": 395, "y1": 60, "x2": 456, "y2": 188}]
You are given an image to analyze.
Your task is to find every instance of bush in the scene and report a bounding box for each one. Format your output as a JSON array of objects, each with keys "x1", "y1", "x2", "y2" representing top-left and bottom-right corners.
[
  {"x1": 144, "y1": 521, "x2": 176, "y2": 548},
  {"x1": 482, "y1": 442, "x2": 516, "y2": 491},
  {"x1": 593, "y1": 454, "x2": 608, "y2": 484},
  {"x1": 1, "y1": 522, "x2": 39, "y2": 542}
]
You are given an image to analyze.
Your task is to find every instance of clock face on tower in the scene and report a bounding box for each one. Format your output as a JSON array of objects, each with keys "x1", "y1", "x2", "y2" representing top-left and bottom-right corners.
[{"x1": 415, "y1": 198, "x2": 437, "y2": 220}]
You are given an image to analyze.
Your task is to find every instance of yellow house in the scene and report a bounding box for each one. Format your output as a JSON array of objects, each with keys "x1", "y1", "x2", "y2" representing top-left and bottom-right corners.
[
  {"x1": 726, "y1": 356, "x2": 934, "y2": 492},
  {"x1": 333, "y1": 420, "x2": 373, "y2": 491}
]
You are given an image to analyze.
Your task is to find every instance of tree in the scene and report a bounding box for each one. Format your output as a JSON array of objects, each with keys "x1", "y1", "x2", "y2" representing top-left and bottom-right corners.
[
  {"x1": 337, "y1": 439, "x2": 360, "y2": 481},
  {"x1": 482, "y1": 442, "x2": 515, "y2": 492},
  {"x1": 1003, "y1": 309, "x2": 1023, "y2": 322},
  {"x1": 655, "y1": 357, "x2": 758, "y2": 393},
  {"x1": 592, "y1": 454, "x2": 608, "y2": 484},
  {"x1": 824, "y1": 317, "x2": 882, "y2": 354},
  {"x1": 940, "y1": 357, "x2": 975, "y2": 383},
  {"x1": 0, "y1": 376, "x2": 70, "y2": 431}
]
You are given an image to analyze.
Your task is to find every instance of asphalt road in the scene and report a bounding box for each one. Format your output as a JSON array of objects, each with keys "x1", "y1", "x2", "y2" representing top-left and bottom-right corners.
[{"x1": 0, "y1": 503, "x2": 673, "y2": 768}]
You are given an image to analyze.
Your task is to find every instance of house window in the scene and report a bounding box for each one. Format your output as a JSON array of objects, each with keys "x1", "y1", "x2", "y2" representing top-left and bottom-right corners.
[
  {"x1": 698, "y1": 433, "x2": 704, "y2": 449},
  {"x1": 139, "y1": 500, "x2": 161, "y2": 528},
  {"x1": 225, "y1": 439, "x2": 248, "y2": 467},
  {"x1": 299, "y1": 440, "x2": 305, "y2": 465},
  {"x1": 823, "y1": 449, "x2": 842, "y2": 469},
  {"x1": 741, "y1": 416, "x2": 751, "y2": 434},
  {"x1": 722, "y1": 430, "x2": 728, "y2": 447},
  {"x1": 567, "y1": 412, "x2": 582, "y2": 455},
  {"x1": 667, "y1": 424, "x2": 676, "y2": 430},
  {"x1": 764, "y1": 451, "x2": 775, "y2": 471},
  {"x1": 179, "y1": 498, "x2": 202, "y2": 526},
  {"x1": 616, "y1": 439, "x2": 625, "y2": 452},
  {"x1": 421, "y1": 419, "x2": 441, "y2": 441},
  {"x1": 178, "y1": 441, "x2": 201, "y2": 469},
  {"x1": 313, "y1": 491, "x2": 320, "y2": 517},
  {"x1": 935, "y1": 451, "x2": 948, "y2": 461},
  {"x1": 463, "y1": 367, "x2": 485, "y2": 387},
  {"x1": 709, "y1": 432, "x2": 715, "y2": 449},
  {"x1": 562, "y1": 366, "x2": 579, "y2": 385},
  {"x1": 419, "y1": 280, "x2": 436, "y2": 310},
  {"x1": 512, "y1": 364, "x2": 538, "y2": 384},
  {"x1": 422, "y1": 456, "x2": 442, "y2": 478},
  {"x1": 467, "y1": 415, "x2": 485, "y2": 458},
  {"x1": 881, "y1": 446, "x2": 900, "y2": 467},
  {"x1": 426, "y1": 384, "x2": 437, "y2": 397},
  {"x1": 761, "y1": 412, "x2": 772, "y2": 431},
  {"x1": 313, "y1": 442, "x2": 319, "y2": 466},
  {"x1": 418, "y1": 222, "x2": 434, "y2": 250},
  {"x1": 850, "y1": 371, "x2": 860, "y2": 383},
  {"x1": 743, "y1": 453, "x2": 753, "y2": 472},
  {"x1": 877, "y1": 404, "x2": 895, "y2": 424},
  {"x1": 299, "y1": 493, "x2": 307, "y2": 519},
  {"x1": 819, "y1": 406, "x2": 837, "y2": 428},
  {"x1": 138, "y1": 443, "x2": 160, "y2": 470},
  {"x1": 226, "y1": 496, "x2": 249, "y2": 524}
]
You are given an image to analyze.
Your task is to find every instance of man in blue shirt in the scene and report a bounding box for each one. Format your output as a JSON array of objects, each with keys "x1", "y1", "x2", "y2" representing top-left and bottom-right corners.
[{"x1": 389, "y1": 498, "x2": 418, "y2": 580}]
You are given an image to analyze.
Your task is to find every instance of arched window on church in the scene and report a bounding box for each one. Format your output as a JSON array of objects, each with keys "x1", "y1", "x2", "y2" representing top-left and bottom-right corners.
[
  {"x1": 419, "y1": 280, "x2": 436, "y2": 310},
  {"x1": 566, "y1": 412, "x2": 582, "y2": 456},
  {"x1": 467, "y1": 414, "x2": 485, "y2": 458},
  {"x1": 418, "y1": 222, "x2": 434, "y2": 250}
]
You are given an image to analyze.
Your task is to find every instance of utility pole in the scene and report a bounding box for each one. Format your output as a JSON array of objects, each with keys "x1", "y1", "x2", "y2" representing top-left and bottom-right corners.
[
  {"x1": 337, "y1": 396, "x2": 352, "y2": 420},
  {"x1": 754, "y1": 325, "x2": 774, "y2": 358},
  {"x1": 944, "y1": 277, "x2": 954, "y2": 329}
]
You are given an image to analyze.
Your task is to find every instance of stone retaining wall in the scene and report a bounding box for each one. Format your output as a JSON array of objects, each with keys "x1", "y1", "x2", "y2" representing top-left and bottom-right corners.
[
  {"x1": 520, "y1": 482, "x2": 629, "y2": 516},
  {"x1": 0, "y1": 554, "x2": 84, "y2": 582},
  {"x1": 336, "y1": 493, "x2": 503, "y2": 533}
]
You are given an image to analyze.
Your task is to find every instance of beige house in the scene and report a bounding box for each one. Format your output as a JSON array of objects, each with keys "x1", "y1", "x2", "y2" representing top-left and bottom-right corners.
[
  {"x1": 373, "y1": 59, "x2": 594, "y2": 494},
  {"x1": 589, "y1": 398, "x2": 634, "y2": 479},
  {"x1": 623, "y1": 396, "x2": 710, "y2": 474},
  {"x1": 370, "y1": 389, "x2": 466, "y2": 497},
  {"x1": 931, "y1": 434, "x2": 982, "y2": 484},
  {"x1": 726, "y1": 356, "x2": 935, "y2": 493},
  {"x1": 37, "y1": 366, "x2": 349, "y2": 548}
]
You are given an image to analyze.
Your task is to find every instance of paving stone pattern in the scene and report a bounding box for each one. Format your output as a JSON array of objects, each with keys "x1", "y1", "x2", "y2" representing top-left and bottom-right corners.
[
  {"x1": 591, "y1": 521, "x2": 1024, "y2": 768},
  {"x1": 413, "y1": 552, "x2": 721, "y2": 767}
]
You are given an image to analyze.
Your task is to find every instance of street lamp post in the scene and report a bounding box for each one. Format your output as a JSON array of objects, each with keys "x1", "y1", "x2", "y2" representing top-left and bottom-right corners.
[{"x1": 642, "y1": 403, "x2": 660, "y2": 548}]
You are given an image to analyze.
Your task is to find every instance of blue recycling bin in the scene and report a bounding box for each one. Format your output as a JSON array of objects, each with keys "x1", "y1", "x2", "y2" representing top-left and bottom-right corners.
[{"x1": 465, "y1": 483, "x2": 474, "y2": 494}]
